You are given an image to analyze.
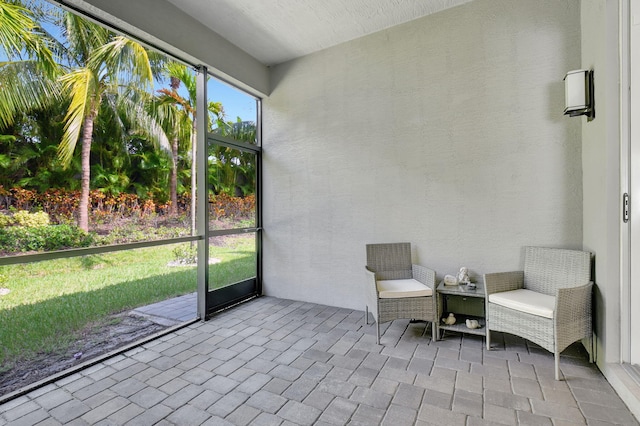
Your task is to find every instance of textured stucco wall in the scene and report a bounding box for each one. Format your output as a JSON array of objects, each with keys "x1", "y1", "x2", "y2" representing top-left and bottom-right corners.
[{"x1": 262, "y1": 0, "x2": 582, "y2": 309}]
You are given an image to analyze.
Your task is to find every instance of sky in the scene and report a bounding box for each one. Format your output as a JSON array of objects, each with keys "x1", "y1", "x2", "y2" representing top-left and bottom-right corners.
[{"x1": 207, "y1": 79, "x2": 257, "y2": 125}]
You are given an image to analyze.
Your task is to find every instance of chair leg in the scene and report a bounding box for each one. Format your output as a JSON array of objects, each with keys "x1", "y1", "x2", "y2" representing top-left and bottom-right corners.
[
  {"x1": 554, "y1": 351, "x2": 561, "y2": 381},
  {"x1": 431, "y1": 321, "x2": 437, "y2": 341},
  {"x1": 365, "y1": 306, "x2": 369, "y2": 325},
  {"x1": 486, "y1": 329, "x2": 491, "y2": 350},
  {"x1": 376, "y1": 321, "x2": 380, "y2": 345}
]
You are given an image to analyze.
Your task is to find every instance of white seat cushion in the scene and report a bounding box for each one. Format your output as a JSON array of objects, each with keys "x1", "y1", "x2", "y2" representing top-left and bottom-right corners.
[
  {"x1": 377, "y1": 279, "x2": 432, "y2": 298},
  {"x1": 488, "y1": 289, "x2": 555, "y2": 319}
]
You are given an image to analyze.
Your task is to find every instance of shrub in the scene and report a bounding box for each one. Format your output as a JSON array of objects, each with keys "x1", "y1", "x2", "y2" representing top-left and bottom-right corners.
[
  {"x1": 94, "y1": 222, "x2": 189, "y2": 246},
  {"x1": 13, "y1": 210, "x2": 50, "y2": 227},
  {"x1": 210, "y1": 193, "x2": 256, "y2": 220},
  {"x1": 40, "y1": 225, "x2": 95, "y2": 251},
  {"x1": 172, "y1": 245, "x2": 197, "y2": 265},
  {"x1": 0, "y1": 213, "x2": 13, "y2": 227},
  {"x1": 0, "y1": 225, "x2": 95, "y2": 253}
]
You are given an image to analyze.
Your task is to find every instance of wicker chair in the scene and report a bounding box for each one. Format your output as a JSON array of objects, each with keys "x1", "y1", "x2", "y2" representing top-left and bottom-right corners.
[
  {"x1": 484, "y1": 246, "x2": 593, "y2": 380},
  {"x1": 365, "y1": 242, "x2": 437, "y2": 344}
]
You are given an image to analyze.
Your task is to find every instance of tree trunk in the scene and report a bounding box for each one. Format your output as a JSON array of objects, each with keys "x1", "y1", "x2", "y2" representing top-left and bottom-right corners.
[
  {"x1": 169, "y1": 134, "x2": 178, "y2": 215},
  {"x1": 78, "y1": 111, "x2": 95, "y2": 232}
]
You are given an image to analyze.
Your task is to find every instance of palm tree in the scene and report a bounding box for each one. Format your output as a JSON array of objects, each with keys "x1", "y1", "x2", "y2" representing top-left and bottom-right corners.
[
  {"x1": 157, "y1": 63, "x2": 224, "y2": 233},
  {"x1": 1, "y1": 3, "x2": 169, "y2": 232},
  {"x1": 0, "y1": 0, "x2": 59, "y2": 129},
  {"x1": 157, "y1": 63, "x2": 198, "y2": 234},
  {"x1": 211, "y1": 118, "x2": 257, "y2": 196},
  {"x1": 54, "y1": 14, "x2": 164, "y2": 231},
  {"x1": 153, "y1": 75, "x2": 191, "y2": 215}
]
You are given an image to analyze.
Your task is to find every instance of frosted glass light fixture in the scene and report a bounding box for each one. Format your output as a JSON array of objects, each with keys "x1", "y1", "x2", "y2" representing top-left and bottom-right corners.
[{"x1": 564, "y1": 69, "x2": 594, "y2": 121}]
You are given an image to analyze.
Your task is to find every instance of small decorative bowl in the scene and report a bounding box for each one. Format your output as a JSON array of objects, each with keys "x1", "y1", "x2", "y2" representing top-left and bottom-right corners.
[{"x1": 466, "y1": 282, "x2": 477, "y2": 290}]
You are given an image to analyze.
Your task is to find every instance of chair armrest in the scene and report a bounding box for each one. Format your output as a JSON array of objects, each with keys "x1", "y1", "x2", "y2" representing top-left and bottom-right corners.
[
  {"x1": 556, "y1": 282, "x2": 593, "y2": 321},
  {"x1": 364, "y1": 266, "x2": 380, "y2": 318},
  {"x1": 484, "y1": 271, "x2": 524, "y2": 297},
  {"x1": 412, "y1": 264, "x2": 436, "y2": 289},
  {"x1": 555, "y1": 282, "x2": 593, "y2": 352},
  {"x1": 365, "y1": 266, "x2": 379, "y2": 294}
]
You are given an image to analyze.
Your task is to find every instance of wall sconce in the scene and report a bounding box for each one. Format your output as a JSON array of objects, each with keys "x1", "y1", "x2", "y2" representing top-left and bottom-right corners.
[{"x1": 564, "y1": 69, "x2": 594, "y2": 121}]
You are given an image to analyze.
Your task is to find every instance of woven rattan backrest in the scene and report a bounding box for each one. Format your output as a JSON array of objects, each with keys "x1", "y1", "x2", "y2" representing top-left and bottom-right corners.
[
  {"x1": 523, "y1": 246, "x2": 591, "y2": 295},
  {"x1": 366, "y1": 243, "x2": 413, "y2": 280}
]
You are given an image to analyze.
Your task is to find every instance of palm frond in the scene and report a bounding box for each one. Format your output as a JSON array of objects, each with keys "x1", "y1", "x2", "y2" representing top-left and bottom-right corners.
[
  {"x1": 0, "y1": 1, "x2": 58, "y2": 75},
  {"x1": 165, "y1": 62, "x2": 197, "y2": 103},
  {"x1": 102, "y1": 91, "x2": 129, "y2": 148},
  {"x1": 152, "y1": 94, "x2": 192, "y2": 148},
  {"x1": 152, "y1": 89, "x2": 194, "y2": 149},
  {"x1": 147, "y1": 50, "x2": 168, "y2": 84},
  {"x1": 151, "y1": 96, "x2": 181, "y2": 132},
  {"x1": 62, "y1": 12, "x2": 110, "y2": 66},
  {"x1": 0, "y1": 60, "x2": 61, "y2": 128},
  {"x1": 89, "y1": 36, "x2": 154, "y2": 90},
  {"x1": 157, "y1": 87, "x2": 193, "y2": 115},
  {"x1": 116, "y1": 88, "x2": 171, "y2": 155}
]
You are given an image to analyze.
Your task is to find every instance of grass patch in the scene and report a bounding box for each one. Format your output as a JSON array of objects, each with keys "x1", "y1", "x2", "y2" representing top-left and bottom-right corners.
[
  {"x1": 209, "y1": 235, "x2": 257, "y2": 287},
  {"x1": 0, "y1": 236, "x2": 256, "y2": 369}
]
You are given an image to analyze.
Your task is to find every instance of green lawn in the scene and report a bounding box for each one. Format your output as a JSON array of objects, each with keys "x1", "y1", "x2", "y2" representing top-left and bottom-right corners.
[{"x1": 0, "y1": 236, "x2": 255, "y2": 369}]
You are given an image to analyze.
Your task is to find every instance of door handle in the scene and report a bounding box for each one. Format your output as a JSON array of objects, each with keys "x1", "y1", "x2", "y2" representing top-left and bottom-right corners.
[{"x1": 623, "y1": 193, "x2": 630, "y2": 223}]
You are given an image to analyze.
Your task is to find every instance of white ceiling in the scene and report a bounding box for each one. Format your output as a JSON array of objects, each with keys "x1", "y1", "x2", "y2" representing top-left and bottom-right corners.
[{"x1": 165, "y1": 0, "x2": 473, "y2": 66}]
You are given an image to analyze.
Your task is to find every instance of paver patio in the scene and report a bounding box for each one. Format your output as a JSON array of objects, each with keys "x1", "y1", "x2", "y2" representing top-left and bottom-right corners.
[{"x1": 1, "y1": 296, "x2": 638, "y2": 425}]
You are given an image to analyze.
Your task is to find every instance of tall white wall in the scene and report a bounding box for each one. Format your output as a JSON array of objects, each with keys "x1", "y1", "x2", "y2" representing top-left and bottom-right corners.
[
  {"x1": 263, "y1": 0, "x2": 582, "y2": 309},
  {"x1": 580, "y1": 0, "x2": 621, "y2": 367}
]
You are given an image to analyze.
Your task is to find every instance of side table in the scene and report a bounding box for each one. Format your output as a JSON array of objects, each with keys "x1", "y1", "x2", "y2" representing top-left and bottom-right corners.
[{"x1": 436, "y1": 280, "x2": 486, "y2": 339}]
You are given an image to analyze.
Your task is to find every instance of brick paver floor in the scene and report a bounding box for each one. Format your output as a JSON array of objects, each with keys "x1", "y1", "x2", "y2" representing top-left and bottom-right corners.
[{"x1": 1, "y1": 296, "x2": 638, "y2": 425}]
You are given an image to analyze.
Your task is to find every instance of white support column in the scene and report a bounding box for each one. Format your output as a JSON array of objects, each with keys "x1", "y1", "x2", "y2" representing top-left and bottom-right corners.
[
  {"x1": 196, "y1": 66, "x2": 209, "y2": 320},
  {"x1": 620, "y1": 0, "x2": 631, "y2": 364},
  {"x1": 630, "y1": 0, "x2": 640, "y2": 365}
]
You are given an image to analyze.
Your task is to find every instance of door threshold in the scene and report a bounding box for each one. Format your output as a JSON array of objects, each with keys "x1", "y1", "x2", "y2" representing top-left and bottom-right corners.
[{"x1": 605, "y1": 363, "x2": 640, "y2": 421}]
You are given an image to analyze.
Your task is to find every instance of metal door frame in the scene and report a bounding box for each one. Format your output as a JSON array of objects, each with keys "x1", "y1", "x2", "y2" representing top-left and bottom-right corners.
[{"x1": 196, "y1": 67, "x2": 262, "y2": 318}]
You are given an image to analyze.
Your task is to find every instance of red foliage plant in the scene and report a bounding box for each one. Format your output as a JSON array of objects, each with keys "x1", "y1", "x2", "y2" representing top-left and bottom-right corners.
[{"x1": 0, "y1": 187, "x2": 256, "y2": 225}]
